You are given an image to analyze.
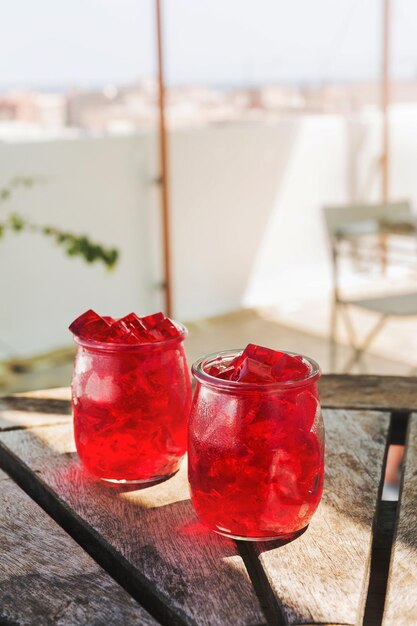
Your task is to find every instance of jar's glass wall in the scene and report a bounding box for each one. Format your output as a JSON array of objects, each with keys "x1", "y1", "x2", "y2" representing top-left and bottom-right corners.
[
  {"x1": 188, "y1": 353, "x2": 324, "y2": 540},
  {"x1": 72, "y1": 338, "x2": 191, "y2": 483}
]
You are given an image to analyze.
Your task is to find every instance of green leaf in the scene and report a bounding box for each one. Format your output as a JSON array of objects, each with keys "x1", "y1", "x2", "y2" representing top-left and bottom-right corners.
[
  {"x1": 9, "y1": 213, "x2": 25, "y2": 231},
  {"x1": 43, "y1": 227, "x2": 119, "y2": 268},
  {"x1": 0, "y1": 176, "x2": 119, "y2": 269}
]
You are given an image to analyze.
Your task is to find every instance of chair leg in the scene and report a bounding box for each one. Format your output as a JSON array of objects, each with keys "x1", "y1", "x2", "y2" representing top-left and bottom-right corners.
[
  {"x1": 340, "y1": 304, "x2": 360, "y2": 373},
  {"x1": 343, "y1": 313, "x2": 388, "y2": 372},
  {"x1": 340, "y1": 302, "x2": 358, "y2": 350},
  {"x1": 329, "y1": 298, "x2": 338, "y2": 372}
]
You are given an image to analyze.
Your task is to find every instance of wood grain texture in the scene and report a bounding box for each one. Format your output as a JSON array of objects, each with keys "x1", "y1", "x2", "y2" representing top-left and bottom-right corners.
[
  {"x1": 5, "y1": 375, "x2": 415, "y2": 432},
  {"x1": 319, "y1": 375, "x2": 417, "y2": 411},
  {"x1": 248, "y1": 409, "x2": 390, "y2": 626},
  {"x1": 0, "y1": 423, "x2": 264, "y2": 626},
  {"x1": 0, "y1": 387, "x2": 72, "y2": 430},
  {"x1": 0, "y1": 468, "x2": 156, "y2": 626},
  {"x1": 10, "y1": 387, "x2": 71, "y2": 400},
  {"x1": 383, "y1": 413, "x2": 417, "y2": 626}
]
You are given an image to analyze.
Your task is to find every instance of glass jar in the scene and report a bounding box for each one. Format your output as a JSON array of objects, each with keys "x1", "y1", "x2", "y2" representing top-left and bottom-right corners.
[
  {"x1": 71, "y1": 323, "x2": 191, "y2": 484},
  {"x1": 188, "y1": 349, "x2": 324, "y2": 540}
]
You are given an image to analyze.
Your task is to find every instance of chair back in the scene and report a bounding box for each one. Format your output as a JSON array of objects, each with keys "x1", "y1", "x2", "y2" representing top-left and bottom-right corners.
[
  {"x1": 323, "y1": 201, "x2": 415, "y2": 301},
  {"x1": 323, "y1": 201, "x2": 412, "y2": 240}
]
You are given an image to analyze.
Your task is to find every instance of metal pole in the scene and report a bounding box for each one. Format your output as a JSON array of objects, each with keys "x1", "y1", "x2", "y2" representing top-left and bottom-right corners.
[
  {"x1": 381, "y1": 0, "x2": 390, "y2": 202},
  {"x1": 155, "y1": 0, "x2": 173, "y2": 317}
]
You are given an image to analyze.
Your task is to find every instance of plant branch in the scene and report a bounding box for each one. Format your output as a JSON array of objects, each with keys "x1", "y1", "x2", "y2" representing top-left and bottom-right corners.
[
  {"x1": 0, "y1": 177, "x2": 119, "y2": 269},
  {"x1": 1, "y1": 213, "x2": 118, "y2": 269},
  {"x1": 0, "y1": 176, "x2": 42, "y2": 205}
]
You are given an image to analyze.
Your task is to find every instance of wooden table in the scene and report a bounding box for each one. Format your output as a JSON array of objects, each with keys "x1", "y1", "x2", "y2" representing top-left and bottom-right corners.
[{"x1": 0, "y1": 375, "x2": 416, "y2": 626}]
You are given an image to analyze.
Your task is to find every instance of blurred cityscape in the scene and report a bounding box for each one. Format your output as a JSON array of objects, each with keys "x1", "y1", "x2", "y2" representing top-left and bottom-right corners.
[{"x1": 3, "y1": 78, "x2": 417, "y2": 139}]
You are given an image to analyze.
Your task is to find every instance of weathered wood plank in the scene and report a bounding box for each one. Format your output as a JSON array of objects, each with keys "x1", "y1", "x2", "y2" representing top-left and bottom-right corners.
[
  {"x1": 320, "y1": 375, "x2": 417, "y2": 411},
  {"x1": 0, "y1": 468, "x2": 157, "y2": 626},
  {"x1": 10, "y1": 387, "x2": 71, "y2": 400},
  {"x1": 5, "y1": 374, "x2": 415, "y2": 433},
  {"x1": 383, "y1": 413, "x2": 417, "y2": 626},
  {"x1": 0, "y1": 423, "x2": 265, "y2": 626},
  {"x1": 0, "y1": 387, "x2": 72, "y2": 430},
  {"x1": 248, "y1": 409, "x2": 389, "y2": 626},
  {"x1": 3, "y1": 373, "x2": 414, "y2": 432}
]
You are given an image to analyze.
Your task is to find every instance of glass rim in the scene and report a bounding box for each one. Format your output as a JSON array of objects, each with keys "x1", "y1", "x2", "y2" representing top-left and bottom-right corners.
[
  {"x1": 72, "y1": 320, "x2": 188, "y2": 351},
  {"x1": 192, "y1": 348, "x2": 321, "y2": 391}
]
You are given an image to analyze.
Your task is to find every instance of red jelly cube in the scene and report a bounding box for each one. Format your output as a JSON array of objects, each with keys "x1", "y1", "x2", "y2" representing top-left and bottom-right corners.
[
  {"x1": 216, "y1": 366, "x2": 236, "y2": 380},
  {"x1": 69, "y1": 309, "x2": 112, "y2": 341},
  {"x1": 102, "y1": 315, "x2": 116, "y2": 324},
  {"x1": 70, "y1": 309, "x2": 182, "y2": 345},
  {"x1": 207, "y1": 364, "x2": 223, "y2": 377},
  {"x1": 142, "y1": 317, "x2": 180, "y2": 342},
  {"x1": 207, "y1": 364, "x2": 235, "y2": 380},
  {"x1": 233, "y1": 356, "x2": 276, "y2": 383},
  {"x1": 228, "y1": 344, "x2": 284, "y2": 383},
  {"x1": 209, "y1": 344, "x2": 311, "y2": 384},
  {"x1": 119, "y1": 312, "x2": 142, "y2": 332},
  {"x1": 105, "y1": 321, "x2": 138, "y2": 344},
  {"x1": 271, "y1": 354, "x2": 310, "y2": 382},
  {"x1": 244, "y1": 344, "x2": 285, "y2": 367},
  {"x1": 155, "y1": 318, "x2": 180, "y2": 338},
  {"x1": 117, "y1": 313, "x2": 149, "y2": 342},
  {"x1": 140, "y1": 312, "x2": 165, "y2": 330}
]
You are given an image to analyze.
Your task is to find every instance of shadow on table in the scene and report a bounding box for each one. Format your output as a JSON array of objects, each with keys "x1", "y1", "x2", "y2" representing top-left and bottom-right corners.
[
  {"x1": 0, "y1": 395, "x2": 71, "y2": 415},
  {"x1": 253, "y1": 525, "x2": 308, "y2": 553},
  {"x1": 1, "y1": 431, "x2": 262, "y2": 625},
  {"x1": 58, "y1": 456, "x2": 241, "y2": 558}
]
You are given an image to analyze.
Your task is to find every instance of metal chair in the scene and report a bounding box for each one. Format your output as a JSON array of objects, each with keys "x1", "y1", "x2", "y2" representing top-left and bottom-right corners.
[{"x1": 323, "y1": 201, "x2": 417, "y2": 372}]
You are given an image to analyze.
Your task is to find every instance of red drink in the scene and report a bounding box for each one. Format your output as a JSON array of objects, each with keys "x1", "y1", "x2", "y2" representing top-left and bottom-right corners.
[
  {"x1": 188, "y1": 346, "x2": 324, "y2": 540},
  {"x1": 70, "y1": 310, "x2": 191, "y2": 483}
]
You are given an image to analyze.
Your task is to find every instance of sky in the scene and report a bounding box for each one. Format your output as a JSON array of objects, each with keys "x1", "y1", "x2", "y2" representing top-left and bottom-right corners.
[{"x1": 1, "y1": 0, "x2": 417, "y2": 90}]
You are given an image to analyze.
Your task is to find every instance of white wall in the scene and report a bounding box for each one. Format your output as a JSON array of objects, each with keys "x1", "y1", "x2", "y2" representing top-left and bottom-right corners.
[
  {"x1": 0, "y1": 135, "x2": 161, "y2": 357},
  {"x1": 168, "y1": 123, "x2": 304, "y2": 318},
  {"x1": 243, "y1": 108, "x2": 417, "y2": 314},
  {"x1": 1, "y1": 109, "x2": 417, "y2": 357},
  {"x1": 242, "y1": 116, "x2": 350, "y2": 309}
]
